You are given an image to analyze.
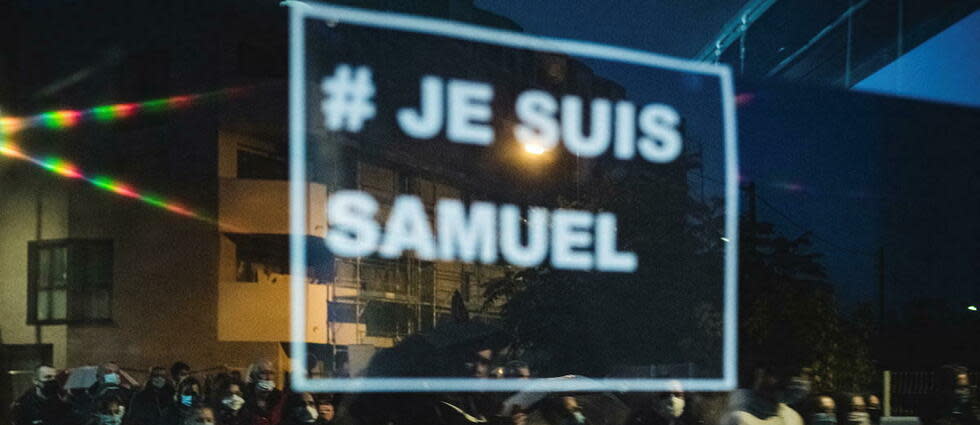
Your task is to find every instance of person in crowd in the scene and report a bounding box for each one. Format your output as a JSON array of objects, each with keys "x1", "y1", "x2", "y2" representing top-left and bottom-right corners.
[
  {"x1": 171, "y1": 363, "x2": 192, "y2": 387},
  {"x1": 923, "y1": 365, "x2": 980, "y2": 425},
  {"x1": 804, "y1": 395, "x2": 837, "y2": 425},
  {"x1": 87, "y1": 395, "x2": 127, "y2": 425},
  {"x1": 490, "y1": 361, "x2": 532, "y2": 380},
  {"x1": 720, "y1": 363, "x2": 806, "y2": 425},
  {"x1": 243, "y1": 360, "x2": 284, "y2": 425},
  {"x1": 344, "y1": 291, "x2": 509, "y2": 425},
  {"x1": 11, "y1": 365, "x2": 74, "y2": 425},
  {"x1": 126, "y1": 366, "x2": 174, "y2": 425},
  {"x1": 314, "y1": 397, "x2": 335, "y2": 425},
  {"x1": 182, "y1": 405, "x2": 216, "y2": 425},
  {"x1": 73, "y1": 362, "x2": 135, "y2": 422},
  {"x1": 168, "y1": 377, "x2": 205, "y2": 425},
  {"x1": 628, "y1": 388, "x2": 690, "y2": 425},
  {"x1": 865, "y1": 395, "x2": 881, "y2": 425},
  {"x1": 559, "y1": 397, "x2": 591, "y2": 425},
  {"x1": 841, "y1": 394, "x2": 870, "y2": 425},
  {"x1": 213, "y1": 381, "x2": 250, "y2": 425},
  {"x1": 280, "y1": 393, "x2": 319, "y2": 425}
]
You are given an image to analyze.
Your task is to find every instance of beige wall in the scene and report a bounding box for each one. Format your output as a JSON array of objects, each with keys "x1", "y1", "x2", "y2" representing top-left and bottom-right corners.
[
  {"x1": 0, "y1": 172, "x2": 70, "y2": 368},
  {"x1": 216, "y1": 235, "x2": 328, "y2": 344},
  {"x1": 218, "y1": 179, "x2": 327, "y2": 236},
  {"x1": 63, "y1": 187, "x2": 279, "y2": 373}
]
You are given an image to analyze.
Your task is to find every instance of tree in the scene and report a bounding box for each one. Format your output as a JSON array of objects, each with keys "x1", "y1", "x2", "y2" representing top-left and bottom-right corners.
[{"x1": 482, "y1": 153, "x2": 727, "y2": 377}]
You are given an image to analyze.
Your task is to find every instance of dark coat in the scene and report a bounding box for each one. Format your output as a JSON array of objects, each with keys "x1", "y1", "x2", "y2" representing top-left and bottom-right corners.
[
  {"x1": 125, "y1": 386, "x2": 174, "y2": 425},
  {"x1": 12, "y1": 388, "x2": 77, "y2": 425}
]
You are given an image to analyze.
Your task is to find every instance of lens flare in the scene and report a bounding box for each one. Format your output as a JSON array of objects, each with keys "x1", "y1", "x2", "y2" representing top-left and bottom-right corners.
[
  {"x1": 0, "y1": 141, "x2": 205, "y2": 220},
  {"x1": 0, "y1": 86, "x2": 249, "y2": 135}
]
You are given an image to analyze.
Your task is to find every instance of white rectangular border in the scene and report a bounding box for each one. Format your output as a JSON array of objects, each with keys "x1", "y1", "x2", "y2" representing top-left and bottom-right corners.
[{"x1": 289, "y1": 1, "x2": 739, "y2": 393}]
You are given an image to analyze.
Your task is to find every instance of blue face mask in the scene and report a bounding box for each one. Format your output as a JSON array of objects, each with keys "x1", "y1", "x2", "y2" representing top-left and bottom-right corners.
[
  {"x1": 103, "y1": 373, "x2": 120, "y2": 385},
  {"x1": 811, "y1": 412, "x2": 837, "y2": 425},
  {"x1": 181, "y1": 395, "x2": 195, "y2": 407},
  {"x1": 97, "y1": 413, "x2": 124, "y2": 425}
]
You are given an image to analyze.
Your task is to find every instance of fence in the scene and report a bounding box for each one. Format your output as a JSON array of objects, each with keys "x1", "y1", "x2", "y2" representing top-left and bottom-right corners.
[{"x1": 886, "y1": 370, "x2": 979, "y2": 417}]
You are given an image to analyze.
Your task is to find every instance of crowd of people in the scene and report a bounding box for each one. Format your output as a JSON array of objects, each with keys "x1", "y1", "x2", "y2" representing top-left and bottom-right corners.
[
  {"x1": 11, "y1": 360, "x2": 337, "y2": 425},
  {"x1": 9, "y1": 306, "x2": 980, "y2": 425},
  {"x1": 8, "y1": 357, "x2": 980, "y2": 425}
]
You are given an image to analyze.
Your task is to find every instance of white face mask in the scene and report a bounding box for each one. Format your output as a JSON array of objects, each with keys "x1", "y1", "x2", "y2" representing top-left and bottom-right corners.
[
  {"x1": 660, "y1": 396, "x2": 685, "y2": 418},
  {"x1": 256, "y1": 380, "x2": 275, "y2": 391},
  {"x1": 222, "y1": 395, "x2": 245, "y2": 411},
  {"x1": 303, "y1": 406, "x2": 318, "y2": 423},
  {"x1": 151, "y1": 377, "x2": 167, "y2": 389},
  {"x1": 847, "y1": 411, "x2": 870, "y2": 425}
]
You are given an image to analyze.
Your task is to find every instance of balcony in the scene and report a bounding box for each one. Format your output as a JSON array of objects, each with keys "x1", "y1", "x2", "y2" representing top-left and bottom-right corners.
[{"x1": 219, "y1": 178, "x2": 327, "y2": 236}]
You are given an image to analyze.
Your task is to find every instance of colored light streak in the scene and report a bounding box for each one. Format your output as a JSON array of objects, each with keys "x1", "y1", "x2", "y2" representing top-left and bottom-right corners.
[
  {"x1": 0, "y1": 87, "x2": 245, "y2": 135},
  {"x1": 0, "y1": 140, "x2": 203, "y2": 220},
  {"x1": 735, "y1": 92, "x2": 755, "y2": 106}
]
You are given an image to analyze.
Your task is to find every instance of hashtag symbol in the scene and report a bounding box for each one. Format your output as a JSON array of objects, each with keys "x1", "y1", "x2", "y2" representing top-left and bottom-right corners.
[{"x1": 320, "y1": 64, "x2": 377, "y2": 132}]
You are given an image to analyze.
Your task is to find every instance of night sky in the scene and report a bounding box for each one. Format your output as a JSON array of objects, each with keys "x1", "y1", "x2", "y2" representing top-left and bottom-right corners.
[{"x1": 471, "y1": 1, "x2": 980, "y2": 311}]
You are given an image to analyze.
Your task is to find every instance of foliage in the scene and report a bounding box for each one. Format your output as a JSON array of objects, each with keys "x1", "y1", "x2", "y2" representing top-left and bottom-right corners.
[{"x1": 481, "y1": 153, "x2": 875, "y2": 390}]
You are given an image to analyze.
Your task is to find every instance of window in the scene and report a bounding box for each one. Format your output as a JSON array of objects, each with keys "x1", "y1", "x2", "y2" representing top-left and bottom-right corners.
[
  {"x1": 237, "y1": 148, "x2": 287, "y2": 180},
  {"x1": 364, "y1": 301, "x2": 412, "y2": 337},
  {"x1": 28, "y1": 239, "x2": 113, "y2": 324}
]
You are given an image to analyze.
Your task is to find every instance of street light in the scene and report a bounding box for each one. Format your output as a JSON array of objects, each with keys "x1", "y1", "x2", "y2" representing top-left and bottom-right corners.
[{"x1": 523, "y1": 143, "x2": 547, "y2": 155}]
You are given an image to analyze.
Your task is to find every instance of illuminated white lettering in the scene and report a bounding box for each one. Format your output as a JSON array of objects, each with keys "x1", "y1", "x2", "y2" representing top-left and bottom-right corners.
[
  {"x1": 551, "y1": 209, "x2": 594, "y2": 270},
  {"x1": 378, "y1": 195, "x2": 437, "y2": 260},
  {"x1": 595, "y1": 213, "x2": 637, "y2": 272},
  {"x1": 325, "y1": 190, "x2": 381, "y2": 257},
  {"x1": 499, "y1": 205, "x2": 549, "y2": 267},
  {"x1": 324, "y1": 191, "x2": 637, "y2": 272},
  {"x1": 437, "y1": 199, "x2": 497, "y2": 263},
  {"x1": 614, "y1": 101, "x2": 636, "y2": 160},
  {"x1": 561, "y1": 96, "x2": 611, "y2": 158},
  {"x1": 514, "y1": 90, "x2": 559, "y2": 150},
  {"x1": 397, "y1": 75, "x2": 444, "y2": 139},
  {"x1": 637, "y1": 103, "x2": 682, "y2": 163},
  {"x1": 447, "y1": 79, "x2": 494, "y2": 145}
]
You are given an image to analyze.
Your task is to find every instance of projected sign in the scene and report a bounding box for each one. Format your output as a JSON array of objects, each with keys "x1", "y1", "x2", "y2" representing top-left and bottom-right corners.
[{"x1": 289, "y1": 1, "x2": 738, "y2": 392}]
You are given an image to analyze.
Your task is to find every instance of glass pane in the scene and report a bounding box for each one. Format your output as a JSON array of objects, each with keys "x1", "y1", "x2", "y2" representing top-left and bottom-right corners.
[
  {"x1": 38, "y1": 249, "x2": 50, "y2": 289},
  {"x1": 91, "y1": 290, "x2": 111, "y2": 320},
  {"x1": 36, "y1": 290, "x2": 49, "y2": 320},
  {"x1": 78, "y1": 243, "x2": 112, "y2": 289},
  {"x1": 50, "y1": 289, "x2": 67, "y2": 320},
  {"x1": 51, "y1": 246, "x2": 68, "y2": 288}
]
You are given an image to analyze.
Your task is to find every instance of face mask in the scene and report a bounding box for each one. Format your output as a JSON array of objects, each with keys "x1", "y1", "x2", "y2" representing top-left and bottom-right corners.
[
  {"x1": 659, "y1": 395, "x2": 685, "y2": 418},
  {"x1": 868, "y1": 408, "x2": 881, "y2": 424},
  {"x1": 848, "y1": 411, "x2": 870, "y2": 425},
  {"x1": 39, "y1": 380, "x2": 60, "y2": 398},
  {"x1": 181, "y1": 394, "x2": 196, "y2": 407},
  {"x1": 103, "y1": 373, "x2": 120, "y2": 385},
  {"x1": 303, "y1": 406, "x2": 318, "y2": 423},
  {"x1": 571, "y1": 411, "x2": 586, "y2": 424},
  {"x1": 151, "y1": 377, "x2": 167, "y2": 389},
  {"x1": 781, "y1": 377, "x2": 810, "y2": 405},
  {"x1": 811, "y1": 413, "x2": 838, "y2": 425},
  {"x1": 97, "y1": 414, "x2": 124, "y2": 425},
  {"x1": 256, "y1": 380, "x2": 275, "y2": 391},
  {"x1": 222, "y1": 395, "x2": 245, "y2": 411}
]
